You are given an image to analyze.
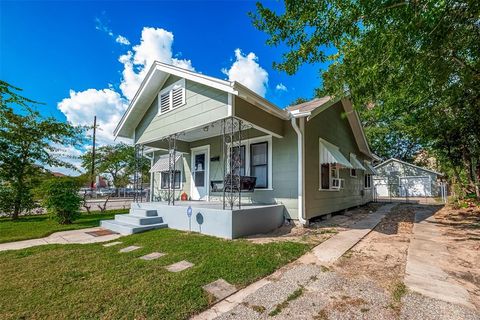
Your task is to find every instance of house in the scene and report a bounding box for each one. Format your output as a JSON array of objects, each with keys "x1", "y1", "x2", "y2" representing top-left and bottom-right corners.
[
  {"x1": 373, "y1": 158, "x2": 443, "y2": 198},
  {"x1": 101, "y1": 61, "x2": 378, "y2": 238}
]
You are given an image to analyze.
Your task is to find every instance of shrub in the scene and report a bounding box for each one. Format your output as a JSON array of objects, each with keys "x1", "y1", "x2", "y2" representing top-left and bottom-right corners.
[{"x1": 41, "y1": 178, "x2": 82, "y2": 224}]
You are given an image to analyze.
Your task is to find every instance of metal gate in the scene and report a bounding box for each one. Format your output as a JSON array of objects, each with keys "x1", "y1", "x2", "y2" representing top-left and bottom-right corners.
[{"x1": 373, "y1": 179, "x2": 448, "y2": 204}]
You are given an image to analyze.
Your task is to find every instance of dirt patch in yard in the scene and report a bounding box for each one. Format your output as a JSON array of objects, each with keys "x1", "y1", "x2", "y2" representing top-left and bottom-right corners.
[
  {"x1": 433, "y1": 205, "x2": 480, "y2": 310},
  {"x1": 245, "y1": 202, "x2": 383, "y2": 245},
  {"x1": 334, "y1": 204, "x2": 415, "y2": 292}
]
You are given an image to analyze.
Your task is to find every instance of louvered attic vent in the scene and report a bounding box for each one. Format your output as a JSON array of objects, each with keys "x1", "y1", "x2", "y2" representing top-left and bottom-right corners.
[{"x1": 158, "y1": 79, "x2": 186, "y2": 115}]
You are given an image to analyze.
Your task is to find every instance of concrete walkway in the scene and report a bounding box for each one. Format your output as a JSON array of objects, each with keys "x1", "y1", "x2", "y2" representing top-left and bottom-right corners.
[
  {"x1": 306, "y1": 203, "x2": 396, "y2": 265},
  {"x1": 193, "y1": 203, "x2": 395, "y2": 320},
  {"x1": 0, "y1": 228, "x2": 122, "y2": 251},
  {"x1": 405, "y1": 208, "x2": 474, "y2": 309}
]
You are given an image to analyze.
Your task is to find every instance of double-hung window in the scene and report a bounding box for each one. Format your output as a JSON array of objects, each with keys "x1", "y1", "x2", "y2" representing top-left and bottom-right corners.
[
  {"x1": 250, "y1": 142, "x2": 268, "y2": 188},
  {"x1": 158, "y1": 79, "x2": 186, "y2": 115},
  {"x1": 161, "y1": 171, "x2": 181, "y2": 189},
  {"x1": 364, "y1": 174, "x2": 372, "y2": 189}
]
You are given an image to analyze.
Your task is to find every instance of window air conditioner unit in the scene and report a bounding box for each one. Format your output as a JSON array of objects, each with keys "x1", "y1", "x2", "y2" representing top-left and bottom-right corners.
[{"x1": 332, "y1": 178, "x2": 344, "y2": 189}]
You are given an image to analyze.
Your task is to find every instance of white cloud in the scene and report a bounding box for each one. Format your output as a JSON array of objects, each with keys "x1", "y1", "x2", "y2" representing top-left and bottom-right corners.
[
  {"x1": 95, "y1": 17, "x2": 114, "y2": 37},
  {"x1": 222, "y1": 48, "x2": 269, "y2": 97},
  {"x1": 275, "y1": 83, "x2": 288, "y2": 92},
  {"x1": 58, "y1": 88, "x2": 128, "y2": 146},
  {"x1": 115, "y1": 35, "x2": 130, "y2": 46},
  {"x1": 119, "y1": 27, "x2": 194, "y2": 100},
  {"x1": 55, "y1": 26, "x2": 195, "y2": 173}
]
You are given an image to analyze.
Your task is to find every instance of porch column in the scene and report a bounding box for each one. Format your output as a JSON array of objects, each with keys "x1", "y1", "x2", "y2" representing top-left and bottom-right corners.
[{"x1": 222, "y1": 116, "x2": 243, "y2": 210}]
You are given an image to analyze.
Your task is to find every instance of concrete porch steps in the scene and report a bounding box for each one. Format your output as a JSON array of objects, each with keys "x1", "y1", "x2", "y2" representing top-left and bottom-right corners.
[{"x1": 100, "y1": 208, "x2": 168, "y2": 235}]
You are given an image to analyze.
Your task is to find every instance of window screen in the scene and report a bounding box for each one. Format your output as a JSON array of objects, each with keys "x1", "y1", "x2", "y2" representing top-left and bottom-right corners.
[
  {"x1": 250, "y1": 142, "x2": 268, "y2": 188},
  {"x1": 161, "y1": 171, "x2": 181, "y2": 189}
]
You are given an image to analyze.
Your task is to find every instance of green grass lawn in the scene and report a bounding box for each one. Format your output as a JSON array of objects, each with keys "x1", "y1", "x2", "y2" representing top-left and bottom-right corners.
[
  {"x1": 0, "y1": 228, "x2": 310, "y2": 319},
  {"x1": 0, "y1": 210, "x2": 126, "y2": 244}
]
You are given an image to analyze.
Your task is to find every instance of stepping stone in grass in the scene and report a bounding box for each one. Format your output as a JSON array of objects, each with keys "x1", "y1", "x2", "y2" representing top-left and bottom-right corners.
[
  {"x1": 119, "y1": 245, "x2": 141, "y2": 253},
  {"x1": 165, "y1": 260, "x2": 194, "y2": 272},
  {"x1": 202, "y1": 279, "x2": 237, "y2": 300},
  {"x1": 140, "y1": 252, "x2": 166, "y2": 260},
  {"x1": 103, "y1": 241, "x2": 122, "y2": 247}
]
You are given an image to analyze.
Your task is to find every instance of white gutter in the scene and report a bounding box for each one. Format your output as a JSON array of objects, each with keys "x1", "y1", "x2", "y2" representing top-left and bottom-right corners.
[{"x1": 290, "y1": 115, "x2": 307, "y2": 225}]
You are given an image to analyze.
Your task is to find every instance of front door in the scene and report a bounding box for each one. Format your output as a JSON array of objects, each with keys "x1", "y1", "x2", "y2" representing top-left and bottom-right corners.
[{"x1": 191, "y1": 147, "x2": 209, "y2": 200}]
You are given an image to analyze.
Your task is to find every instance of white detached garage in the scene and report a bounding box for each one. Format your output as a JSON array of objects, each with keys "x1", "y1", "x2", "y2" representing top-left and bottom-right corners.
[{"x1": 373, "y1": 158, "x2": 443, "y2": 198}]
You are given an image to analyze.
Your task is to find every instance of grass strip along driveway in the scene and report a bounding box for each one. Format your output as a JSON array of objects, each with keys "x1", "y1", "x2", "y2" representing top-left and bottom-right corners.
[
  {"x1": 0, "y1": 210, "x2": 126, "y2": 244},
  {"x1": 0, "y1": 228, "x2": 310, "y2": 319}
]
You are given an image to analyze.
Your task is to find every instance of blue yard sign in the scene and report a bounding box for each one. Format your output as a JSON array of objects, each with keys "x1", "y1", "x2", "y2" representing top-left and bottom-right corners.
[{"x1": 187, "y1": 206, "x2": 193, "y2": 218}]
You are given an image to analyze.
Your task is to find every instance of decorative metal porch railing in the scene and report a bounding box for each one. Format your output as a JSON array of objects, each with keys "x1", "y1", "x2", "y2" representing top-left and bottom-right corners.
[{"x1": 222, "y1": 116, "x2": 243, "y2": 210}]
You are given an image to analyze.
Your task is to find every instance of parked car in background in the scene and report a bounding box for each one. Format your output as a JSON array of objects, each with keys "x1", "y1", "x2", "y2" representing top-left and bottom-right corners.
[
  {"x1": 96, "y1": 188, "x2": 116, "y2": 197},
  {"x1": 79, "y1": 188, "x2": 94, "y2": 198}
]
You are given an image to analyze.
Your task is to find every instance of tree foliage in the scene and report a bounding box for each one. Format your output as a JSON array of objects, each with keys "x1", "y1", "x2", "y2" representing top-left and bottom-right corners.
[
  {"x1": 252, "y1": 0, "x2": 480, "y2": 195},
  {"x1": 40, "y1": 177, "x2": 82, "y2": 224},
  {"x1": 0, "y1": 80, "x2": 85, "y2": 218},
  {"x1": 81, "y1": 143, "x2": 149, "y2": 194}
]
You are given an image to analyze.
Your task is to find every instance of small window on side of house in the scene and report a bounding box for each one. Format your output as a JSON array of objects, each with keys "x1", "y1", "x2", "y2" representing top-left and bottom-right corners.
[
  {"x1": 364, "y1": 174, "x2": 372, "y2": 189},
  {"x1": 351, "y1": 168, "x2": 357, "y2": 177},
  {"x1": 320, "y1": 163, "x2": 341, "y2": 190}
]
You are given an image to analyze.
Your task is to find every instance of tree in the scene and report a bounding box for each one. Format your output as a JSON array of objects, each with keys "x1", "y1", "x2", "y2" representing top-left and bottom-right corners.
[
  {"x1": 0, "y1": 80, "x2": 85, "y2": 219},
  {"x1": 81, "y1": 143, "x2": 149, "y2": 195},
  {"x1": 252, "y1": 0, "x2": 480, "y2": 196}
]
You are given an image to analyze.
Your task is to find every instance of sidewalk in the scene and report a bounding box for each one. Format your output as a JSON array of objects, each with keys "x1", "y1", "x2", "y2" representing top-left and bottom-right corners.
[
  {"x1": 0, "y1": 228, "x2": 122, "y2": 251},
  {"x1": 404, "y1": 208, "x2": 474, "y2": 309},
  {"x1": 193, "y1": 203, "x2": 395, "y2": 320}
]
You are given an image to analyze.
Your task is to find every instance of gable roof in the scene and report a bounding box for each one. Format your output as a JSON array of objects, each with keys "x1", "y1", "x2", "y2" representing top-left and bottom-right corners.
[
  {"x1": 375, "y1": 158, "x2": 443, "y2": 176},
  {"x1": 114, "y1": 61, "x2": 288, "y2": 139},
  {"x1": 289, "y1": 96, "x2": 379, "y2": 160}
]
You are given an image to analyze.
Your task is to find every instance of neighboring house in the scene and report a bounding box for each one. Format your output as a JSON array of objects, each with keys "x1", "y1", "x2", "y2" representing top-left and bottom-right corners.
[
  {"x1": 374, "y1": 158, "x2": 443, "y2": 197},
  {"x1": 101, "y1": 61, "x2": 378, "y2": 238}
]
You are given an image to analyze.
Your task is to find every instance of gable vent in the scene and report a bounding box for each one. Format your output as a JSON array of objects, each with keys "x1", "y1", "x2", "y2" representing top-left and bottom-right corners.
[
  {"x1": 172, "y1": 86, "x2": 184, "y2": 108},
  {"x1": 158, "y1": 79, "x2": 186, "y2": 115},
  {"x1": 160, "y1": 92, "x2": 170, "y2": 114}
]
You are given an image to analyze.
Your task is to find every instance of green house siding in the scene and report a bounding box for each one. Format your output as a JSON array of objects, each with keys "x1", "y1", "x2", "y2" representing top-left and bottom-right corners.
[
  {"x1": 135, "y1": 77, "x2": 230, "y2": 144},
  {"x1": 303, "y1": 101, "x2": 373, "y2": 219}
]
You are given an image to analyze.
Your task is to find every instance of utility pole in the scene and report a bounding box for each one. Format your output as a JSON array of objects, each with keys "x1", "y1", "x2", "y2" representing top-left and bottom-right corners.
[{"x1": 90, "y1": 116, "x2": 97, "y2": 189}]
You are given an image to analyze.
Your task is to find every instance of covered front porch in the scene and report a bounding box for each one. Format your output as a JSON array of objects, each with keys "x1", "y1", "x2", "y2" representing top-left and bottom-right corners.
[{"x1": 135, "y1": 93, "x2": 287, "y2": 211}]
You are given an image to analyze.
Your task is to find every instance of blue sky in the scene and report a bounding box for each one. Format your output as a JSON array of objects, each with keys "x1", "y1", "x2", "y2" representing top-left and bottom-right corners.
[{"x1": 1, "y1": 1, "x2": 331, "y2": 172}]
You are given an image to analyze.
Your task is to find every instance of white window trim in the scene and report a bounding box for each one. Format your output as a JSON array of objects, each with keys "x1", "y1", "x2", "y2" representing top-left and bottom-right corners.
[
  {"x1": 159, "y1": 170, "x2": 183, "y2": 190},
  {"x1": 227, "y1": 135, "x2": 273, "y2": 190},
  {"x1": 350, "y1": 168, "x2": 357, "y2": 178},
  {"x1": 157, "y1": 78, "x2": 186, "y2": 116},
  {"x1": 190, "y1": 145, "x2": 210, "y2": 201},
  {"x1": 319, "y1": 163, "x2": 342, "y2": 191},
  {"x1": 364, "y1": 173, "x2": 373, "y2": 189}
]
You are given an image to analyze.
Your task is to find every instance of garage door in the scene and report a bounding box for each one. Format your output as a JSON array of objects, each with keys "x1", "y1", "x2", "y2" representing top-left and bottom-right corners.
[
  {"x1": 373, "y1": 178, "x2": 389, "y2": 197},
  {"x1": 399, "y1": 176, "x2": 431, "y2": 197}
]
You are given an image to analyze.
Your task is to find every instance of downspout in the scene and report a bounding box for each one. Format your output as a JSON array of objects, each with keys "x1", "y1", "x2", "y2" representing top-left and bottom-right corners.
[{"x1": 290, "y1": 116, "x2": 307, "y2": 225}]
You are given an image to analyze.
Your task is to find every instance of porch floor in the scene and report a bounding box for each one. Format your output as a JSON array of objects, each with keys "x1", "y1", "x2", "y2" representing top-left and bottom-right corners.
[{"x1": 140, "y1": 200, "x2": 280, "y2": 211}]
